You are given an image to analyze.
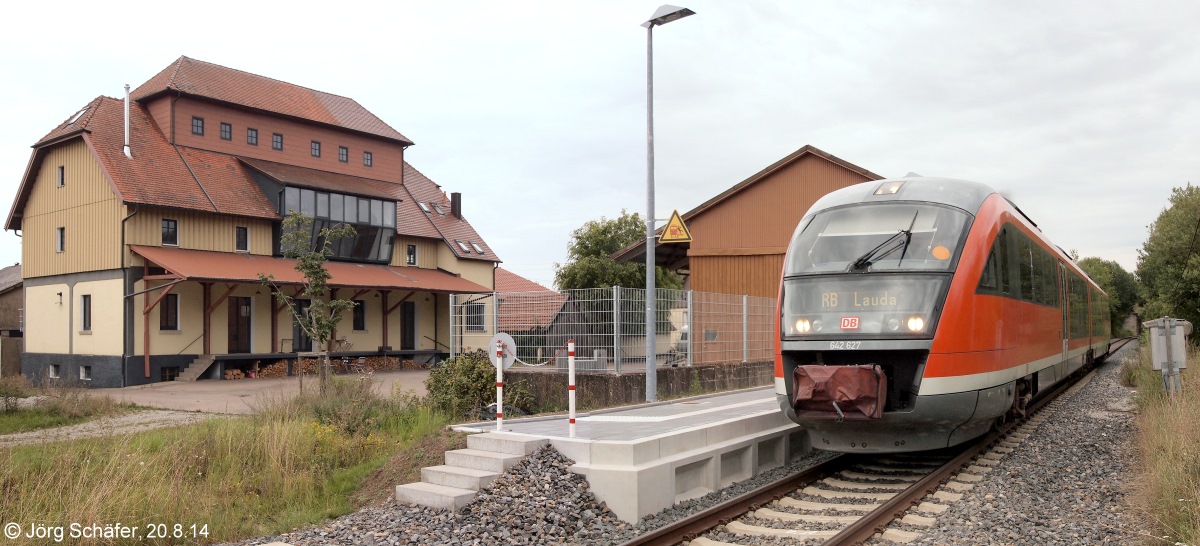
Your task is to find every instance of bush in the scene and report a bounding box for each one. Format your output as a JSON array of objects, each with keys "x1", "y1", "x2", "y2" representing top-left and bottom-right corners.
[
  {"x1": 0, "y1": 375, "x2": 32, "y2": 413},
  {"x1": 425, "y1": 350, "x2": 534, "y2": 420}
]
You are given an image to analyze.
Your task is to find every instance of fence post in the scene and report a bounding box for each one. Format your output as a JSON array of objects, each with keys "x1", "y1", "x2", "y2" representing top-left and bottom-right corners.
[
  {"x1": 449, "y1": 293, "x2": 457, "y2": 359},
  {"x1": 613, "y1": 287, "x2": 621, "y2": 374},
  {"x1": 492, "y1": 291, "x2": 499, "y2": 337},
  {"x1": 742, "y1": 294, "x2": 749, "y2": 363},
  {"x1": 686, "y1": 290, "x2": 694, "y2": 368}
]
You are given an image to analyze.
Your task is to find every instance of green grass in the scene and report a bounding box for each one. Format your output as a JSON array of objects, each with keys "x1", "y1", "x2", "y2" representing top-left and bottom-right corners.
[
  {"x1": 0, "y1": 376, "x2": 452, "y2": 545},
  {"x1": 1126, "y1": 344, "x2": 1200, "y2": 545},
  {"x1": 0, "y1": 407, "x2": 87, "y2": 434}
]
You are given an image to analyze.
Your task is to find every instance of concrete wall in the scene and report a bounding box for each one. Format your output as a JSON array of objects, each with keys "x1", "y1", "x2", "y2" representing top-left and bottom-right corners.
[{"x1": 508, "y1": 361, "x2": 775, "y2": 410}]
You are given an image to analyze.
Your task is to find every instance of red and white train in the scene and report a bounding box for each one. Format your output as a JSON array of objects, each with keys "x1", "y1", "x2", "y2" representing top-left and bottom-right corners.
[{"x1": 775, "y1": 177, "x2": 1112, "y2": 452}]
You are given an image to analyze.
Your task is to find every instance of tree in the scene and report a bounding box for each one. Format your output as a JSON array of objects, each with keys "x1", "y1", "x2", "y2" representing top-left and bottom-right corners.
[
  {"x1": 1136, "y1": 183, "x2": 1200, "y2": 326},
  {"x1": 1077, "y1": 256, "x2": 1139, "y2": 333},
  {"x1": 260, "y1": 211, "x2": 357, "y2": 395},
  {"x1": 554, "y1": 210, "x2": 683, "y2": 291}
]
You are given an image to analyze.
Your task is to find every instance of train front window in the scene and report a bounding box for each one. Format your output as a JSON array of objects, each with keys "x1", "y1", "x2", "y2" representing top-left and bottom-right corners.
[{"x1": 786, "y1": 204, "x2": 970, "y2": 275}]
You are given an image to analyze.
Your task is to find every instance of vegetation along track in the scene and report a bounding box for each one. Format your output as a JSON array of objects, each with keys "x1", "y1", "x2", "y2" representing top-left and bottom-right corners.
[{"x1": 621, "y1": 339, "x2": 1135, "y2": 546}]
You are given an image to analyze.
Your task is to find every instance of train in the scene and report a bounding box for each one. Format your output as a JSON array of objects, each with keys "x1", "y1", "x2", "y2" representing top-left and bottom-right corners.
[{"x1": 774, "y1": 177, "x2": 1113, "y2": 453}]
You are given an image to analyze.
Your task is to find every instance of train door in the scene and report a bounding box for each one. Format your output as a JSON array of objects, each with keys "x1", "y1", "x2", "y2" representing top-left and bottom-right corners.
[{"x1": 1058, "y1": 263, "x2": 1069, "y2": 371}]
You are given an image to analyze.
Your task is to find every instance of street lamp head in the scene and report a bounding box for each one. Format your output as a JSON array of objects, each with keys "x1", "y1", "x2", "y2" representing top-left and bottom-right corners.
[{"x1": 642, "y1": 4, "x2": 696, "y2": 28}]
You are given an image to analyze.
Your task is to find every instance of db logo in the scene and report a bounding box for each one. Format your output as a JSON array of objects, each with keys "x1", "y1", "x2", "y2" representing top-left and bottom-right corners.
[{"x1": 840, "y1": 317, "x2": 860, "y2": 330}]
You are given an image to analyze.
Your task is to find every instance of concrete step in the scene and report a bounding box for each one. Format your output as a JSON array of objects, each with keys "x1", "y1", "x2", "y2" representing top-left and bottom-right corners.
[
  {"x1": 177, "y1": 356, "x2": 215, "y2": 382},
  {"x1": 445, "y1": 449, "x2": 524, "y2": 473},
  {"x1": 467, "y1": 432, "x2": 549, "y2": 456},
  {"x1": 422, "y1": 465, "x2": 501, "y2": 491},
  {"x1": 395, "y1": 482, "x2": 476, "y2": 511}
]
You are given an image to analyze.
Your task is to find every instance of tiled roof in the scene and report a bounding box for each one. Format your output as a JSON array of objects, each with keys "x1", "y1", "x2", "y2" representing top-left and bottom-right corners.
[
  {"x1": 403, "y1": 162, "x2": 500, "y2": 262},
  {"x1": 132, "y1": 57, "x2": 413, "y2": 145},
  {"x1": 9, "y1": 96, "x2": 278, "y2": 229},
  {"x1": 495, "y1": 267, "x2": 567, "y2": 331},
  {"x1": 131, "y1": 245, "x2": 490, "y2": 294},
  {"x1": 240, "y1": 157, "x2": 400, "y2": 200},
  {"x1": 495, "y1": 267, "x2": 554, "y2": 293},
  {"x1": 0, "y1": 263, "x2": 21, "y2": 294}
]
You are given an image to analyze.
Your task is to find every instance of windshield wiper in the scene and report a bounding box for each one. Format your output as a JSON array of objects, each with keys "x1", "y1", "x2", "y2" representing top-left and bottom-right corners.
[{"x1": 849, "y1": 212, "x2": 919, "y2": 272}]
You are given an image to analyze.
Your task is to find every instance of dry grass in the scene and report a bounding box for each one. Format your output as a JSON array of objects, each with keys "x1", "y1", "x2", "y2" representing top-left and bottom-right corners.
[
  {"x1": 0, "y1": 376, "x2": 453, "y2": 545},
  {"x1": 0, "y1": 375, "x2": 131, "y2": 434},
  {"x1": 1130, "y1": 344, "x2": 1200, "y2": 545}
]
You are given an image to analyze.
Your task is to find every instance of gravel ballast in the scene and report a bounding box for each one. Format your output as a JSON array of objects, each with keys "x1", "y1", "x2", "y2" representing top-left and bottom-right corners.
[{"x1": 232, "y1": 344, "x2": 1145, "y2": 545}]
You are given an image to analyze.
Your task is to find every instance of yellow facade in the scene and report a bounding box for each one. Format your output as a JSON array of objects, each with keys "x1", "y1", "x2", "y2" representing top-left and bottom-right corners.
[
  {"x1": 23, "y1": 284, "x2": 70, "y2": 353},
  {"x1": 73, "y1": 278, "x2": 123, "y2": 356},
  {"x1": 21, "y1": 140, "x2": 122, "y2": 279},
  {"x1": 124, "y1": 207, "x2": 274, "y2": 265},
  {"x1": 390, "y1": 237, "x2": 439, "y2": 268}
]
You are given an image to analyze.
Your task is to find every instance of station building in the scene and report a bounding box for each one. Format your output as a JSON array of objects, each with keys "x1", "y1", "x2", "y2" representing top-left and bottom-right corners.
[{"x1": 5, "y1": 57, "x2": 499, "y2": 387}]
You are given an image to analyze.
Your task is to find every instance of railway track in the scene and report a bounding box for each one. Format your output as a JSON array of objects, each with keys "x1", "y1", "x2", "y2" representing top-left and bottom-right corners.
[{"x1": 620, "y1": 339, "x2": 1135, "y2": 546}]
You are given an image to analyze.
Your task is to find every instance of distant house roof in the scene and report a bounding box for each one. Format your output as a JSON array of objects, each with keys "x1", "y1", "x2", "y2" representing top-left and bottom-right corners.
[
  {"x1": 402, "y1": 163, "x2": 500, "y2": 263},
  {"x1": 8, "y1": 96, "x2": 279, "y2": 230},
  {"x1": 495, "y1": 267, "x2": 567, "y2": 332},
  {"x1": 132, "y1": 56, "x2": 413, "y2": 145},
  {"x1": 611, "y1": 144, "x2": 883, "y2": 266},
  {"x1": 0, "y1": 264, "x2": 20, "y2": 295}
]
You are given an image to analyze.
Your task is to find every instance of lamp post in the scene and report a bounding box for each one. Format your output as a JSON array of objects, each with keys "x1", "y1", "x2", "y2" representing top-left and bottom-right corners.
[{"x1": 642, "y1": 4, "x2": 694, "y2": 402}]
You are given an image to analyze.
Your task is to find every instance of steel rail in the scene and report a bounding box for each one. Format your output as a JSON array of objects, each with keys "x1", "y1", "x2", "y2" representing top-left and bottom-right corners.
[{"x1": 616, "y1": 455, "x2": 855, "y2": 546}]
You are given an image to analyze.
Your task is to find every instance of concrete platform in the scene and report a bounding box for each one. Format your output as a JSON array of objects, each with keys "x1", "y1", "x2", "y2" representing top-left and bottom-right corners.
[{"x1": 453, "y1": 386, "x2": 810, "y2": 523}]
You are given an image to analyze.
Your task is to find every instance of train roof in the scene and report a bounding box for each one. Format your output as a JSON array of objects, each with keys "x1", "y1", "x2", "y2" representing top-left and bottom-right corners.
[{"x1": 805, "y1": 177, "x2": 996, "y2": 217}]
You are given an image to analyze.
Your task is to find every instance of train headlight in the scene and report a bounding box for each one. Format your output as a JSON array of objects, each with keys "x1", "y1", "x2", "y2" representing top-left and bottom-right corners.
[
  {"x1": 906, "y1": 316, "x2": 925, "y2": 332},
  {"x1": 887, "y1": 318, "x2": 901, "y2": 331},
  {"x1": 795, "y1": 319, "x2": 811, "y2": 334}
]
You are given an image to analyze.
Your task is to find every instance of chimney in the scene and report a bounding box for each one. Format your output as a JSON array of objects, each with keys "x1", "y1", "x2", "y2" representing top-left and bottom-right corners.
[
  {"x1": 123, "y1": 84, "x2": 132, "y2": 158},
  {"x1": 450, "y1": 192, "x2": 462, "y2": 219}
]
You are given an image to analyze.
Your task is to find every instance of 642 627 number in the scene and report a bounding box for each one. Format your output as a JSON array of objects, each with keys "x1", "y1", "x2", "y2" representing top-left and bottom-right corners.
[{"x1": 828, "y1": 341, "x2": 861, "y2": 350}]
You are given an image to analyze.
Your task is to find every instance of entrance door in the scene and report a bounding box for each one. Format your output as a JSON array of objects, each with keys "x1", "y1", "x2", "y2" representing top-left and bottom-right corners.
[
  {"x1": 401, "y1": 301, "x2": 416, "y2": 350},
  {"x1": 228, "y1": 296, "x2": 252, "y2": 353},
  {"x1": 293, "y1": 299, "x2": 312, "y2": 352}
]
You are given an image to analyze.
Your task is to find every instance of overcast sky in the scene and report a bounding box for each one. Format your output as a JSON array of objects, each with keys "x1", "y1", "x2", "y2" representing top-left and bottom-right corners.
[{"x1": 2, "y1": 0, "x2": 1197, "y2": 289}]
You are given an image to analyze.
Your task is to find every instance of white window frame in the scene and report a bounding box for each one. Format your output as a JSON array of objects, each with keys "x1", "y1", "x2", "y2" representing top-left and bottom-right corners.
[{"x1": 465, "y1": 302, "x2": 485, "y2": 332}]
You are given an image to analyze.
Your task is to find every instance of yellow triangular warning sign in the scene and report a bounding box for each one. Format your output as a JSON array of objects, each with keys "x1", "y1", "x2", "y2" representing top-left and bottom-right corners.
[{"x1": 659, "y1": 209, "x2": 692, "y2": 244}]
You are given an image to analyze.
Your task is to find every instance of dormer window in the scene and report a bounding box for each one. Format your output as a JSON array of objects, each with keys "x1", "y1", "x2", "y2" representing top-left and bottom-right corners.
[
  {"x1": 417, "y1": 202, "x2": 430, "y2": 213},
  {"x1": 456, "y1": 240, "x2": 471, "y2": 253},
  {"x1": 191, "y1": 117, "x2": 205, "y2": 136},
  {"x1": 470, "y1": 242, "x2": 484, "y2": 254},
  {"x1": 281, "y1": 187, "x2": 396, "y2": 263},
  {"x1": 67, "y1": 107, "x2": 88, "y2": 125}
]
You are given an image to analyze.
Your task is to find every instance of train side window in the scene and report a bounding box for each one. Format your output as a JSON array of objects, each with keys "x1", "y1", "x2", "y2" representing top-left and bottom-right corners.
[
  {"x1": 998, "y1": 228, "x2": 1010, "y2": 294},
  {"x1": 978, "y1": 247, "x2": 998, "y2": 291}
]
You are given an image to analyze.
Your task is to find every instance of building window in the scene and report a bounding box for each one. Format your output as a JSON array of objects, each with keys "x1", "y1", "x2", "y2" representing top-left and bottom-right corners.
[
  {"x1": 235, "y1": 226, "x2": 248, "y2": 252},
  {"x1": 311, "y1": 141, "x2": 321, "y2": 158},
  {"x1": 160, "y1": 293, "x2": 179, "y2": 331},
  {"x1": 49, "y1": 364, "x2": 60, "y2": 379},
  {"x1": 80, "y1": 366, "x2": 92, "y2": 381},
  {"x1": 162, "y1": 219, "x2": 178, "y2": 246},
  {"x1": 81, "y1": 294, "x2": 92, "y2": 332},
  {"x1": 220, "y1": 122, "x2": 232, "y2": 141},
  {"x1": 353, "y1": 300, "x2": 366, "y2": 331},
  {"x1": 55, "y1": 227, "x2": 65, "y2": 253},
  {"x1": 272, "y1": 133, "x2": 284, "y2": 150},
  {"x1": 406, "y1": 244, "x2": 417, "y2": 266},
  {"x1": 247, "y1": 128, "x2": 259, "y2": 146},
  {"x1": 465, "y1": 302, "x2": 485, "y2": 332},
  {"x1": 191, "y1": 117, "x2": 204, "y2": 136},
  {"x1": 56, "y1": 165, "x2": 65, "y2": 188},
  {"x1": 470, "y1": 242, "x2": 484, "y2": 254},
  {"x1": 338, "y1": 146, "x2": 348, "y2": 162},
  {"x1": 363, "y1": 151, "x2": 372, "y2": 167}
]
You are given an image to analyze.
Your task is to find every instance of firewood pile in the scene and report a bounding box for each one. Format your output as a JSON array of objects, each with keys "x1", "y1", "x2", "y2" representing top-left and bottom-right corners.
[
  {"x1": 257, "y1": 360, "x2": 289, "y2": 378},
  {"x1": 223, "y1": 369, "x2": 246, "y2": 380}
]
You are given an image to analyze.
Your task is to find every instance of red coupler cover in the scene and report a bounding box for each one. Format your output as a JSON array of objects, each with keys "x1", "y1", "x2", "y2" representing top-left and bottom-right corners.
[{"x1": 792, "y1": 365, "x2": 886, "y2": 419}]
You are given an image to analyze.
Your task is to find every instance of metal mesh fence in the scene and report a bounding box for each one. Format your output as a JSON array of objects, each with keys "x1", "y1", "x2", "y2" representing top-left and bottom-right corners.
[{"x1": 450, "y1": 286, "x2": 775, "y2": 373}]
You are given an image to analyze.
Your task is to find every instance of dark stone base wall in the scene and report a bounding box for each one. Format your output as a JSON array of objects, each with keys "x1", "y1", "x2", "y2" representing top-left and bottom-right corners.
[
  {"x1": 508, "y1": 361, "x2": 775, "y2": 411},
  {"x1": 122, "y1": 355, "x2": 200, "y2": 387},
  {"x1": 22, "y1": 353, "x2": 126, "y2": 388}
]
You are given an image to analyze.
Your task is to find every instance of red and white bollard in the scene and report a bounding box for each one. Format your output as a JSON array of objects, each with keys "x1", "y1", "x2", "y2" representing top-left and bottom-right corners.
[
  {"x1": 568, "y1": 339, "x2": 576, "y2": 437},
  {"x1": 495, "y1": 340, "x2": 504, "y2": 432}
]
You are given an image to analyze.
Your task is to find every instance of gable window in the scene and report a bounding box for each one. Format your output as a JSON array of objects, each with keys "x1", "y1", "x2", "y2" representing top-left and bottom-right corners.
[
  {"x1": 56, "y1": 166, "x2": 65, "y2": 188},
  {"x1": 55, "y1": 227, "x2": 65, "y2": 252},
  {"x1": 272, "y1": 133, "x2": 284, "y2": 151},
  {"x1": 191, "y1": 117, "x2": 204, "y2": 136},
  {"x1": 247, "y1": 128, "x2": 259, "y2": 146},
  {"x1": 465, "y1": 302, "x2": 485, "y2": 332},
  {"x1": 162, "y1": 219, "x2": 179, "y2": 246},
  {"x1": 81, "y1": 294, "x2": 92, "y2": 332},
  {"x1": 407, "y1": 244, "x2": 417, "y2": 266},
  {"x1": 338, "y1": 146, "x2": 348, "y2": 163},
  {"x1": 363, "y1": 151, "x2": 373, "y2": 167},
  {"x1": 160, "y1": 293, "x2": 179, "y2": 331},
  {"x1": 311, "y1": 141, "x2": 321, "y2": 158},
  {"x1": 352, "y1": 300, "x2": 366, "y2": 331},
  {"x1": 220, "y1": 122, "x2": 232, "y2": 141},
  {"x1": 235, "y1": 226, "x2": 249, "y2": 252}
]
